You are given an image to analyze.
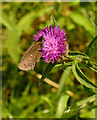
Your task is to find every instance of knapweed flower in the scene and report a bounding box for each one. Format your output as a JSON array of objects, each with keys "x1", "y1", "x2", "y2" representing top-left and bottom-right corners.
[{"x1": 33, "y1": 25, "x2": 67, "y2": 63}]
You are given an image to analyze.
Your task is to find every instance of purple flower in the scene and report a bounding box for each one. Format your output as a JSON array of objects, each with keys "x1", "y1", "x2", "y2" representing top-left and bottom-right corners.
[{"x1": 33, "y1": 25, "x2": 67, "y2": 63}]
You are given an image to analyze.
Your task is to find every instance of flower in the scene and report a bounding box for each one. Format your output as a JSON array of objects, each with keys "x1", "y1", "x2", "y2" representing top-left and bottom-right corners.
[{"x1": 33, "y1": 25, "x2": 67, "y2": 63}]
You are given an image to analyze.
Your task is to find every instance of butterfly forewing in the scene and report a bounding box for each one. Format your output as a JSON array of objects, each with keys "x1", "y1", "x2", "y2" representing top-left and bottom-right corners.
[{"x1": 18, "y1": 38, "x2": 42, "y2": 71}]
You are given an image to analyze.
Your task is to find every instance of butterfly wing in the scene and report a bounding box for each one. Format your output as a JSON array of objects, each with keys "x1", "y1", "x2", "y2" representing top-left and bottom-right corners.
[{"x1": 18, "y1": 41, "x2": 42, "y2": 71}]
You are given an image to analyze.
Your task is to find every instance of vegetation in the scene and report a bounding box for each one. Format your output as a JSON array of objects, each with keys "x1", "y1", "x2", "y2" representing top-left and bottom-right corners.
[{"x1": 1, "y1": 2, "x2": 97, "y2": 119}]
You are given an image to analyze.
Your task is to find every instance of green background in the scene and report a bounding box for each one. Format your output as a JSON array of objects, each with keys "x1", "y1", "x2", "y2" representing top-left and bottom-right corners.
[{"x1": 1, "y1": 2, "x2": 97, "y2": 118}]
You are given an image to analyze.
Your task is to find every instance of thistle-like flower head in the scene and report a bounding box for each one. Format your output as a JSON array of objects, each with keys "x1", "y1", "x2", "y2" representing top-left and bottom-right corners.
[{"x1": 33, "y1": 25, "x2": 67, "y2": 63}]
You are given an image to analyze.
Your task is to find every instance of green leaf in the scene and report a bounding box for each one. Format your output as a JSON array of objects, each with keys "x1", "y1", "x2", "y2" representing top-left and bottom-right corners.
[
  {"x1": 79, "y1": 61, "x2": 97, "y2": 73},
  {"x1": 4, "y1": 28, "x2": 21, "y2": 63},
  {"x1": 17, "y1": 11, "x2": 36, "y2": 33},
  {"x1": 53, "y1": 63, "x2": 64, "y2": 69},
  {"x1": 22, "y1": 80, "x2": 32, "y2": 97},
  {"x1": 76, "y1": 94, "x2": 95, "y2": 106},
  {"x1": 64, "y1": 62, "x2": 73, "y2": 67},
  {"x1": 55, "y1": 95, "x2": 69, "y2": 118},
  {"x1": 92, "y1": 20, "x2": 97, "y2": 36},
  {"x1": 72, "y1": 63, "x2": 97, "y2": 90},
  {"x1": 17, "y1": 6, "x2": 53, "y2": 34},
  {"x1": 40, "y1": 62, "x2": 56, "y2": 84},
  {"x1": 1, "y1": 11, "x2": 14, "y2": 31},
  {"x1": 50, "y1": 15, "x2": 58, "y2": 27},
  {"x1": 53, "y1": 62, "x2": 73, "y2": 70},
  {"x1": 64, "y1": 94, "x2": 96, "y2": 118},
  {"x1": 85, "y1": 36, "x2": 97, "y2": 59},
  {"x1": 40, "y1": 96, "x2": 53, "y2": 109},
  {"x1": 68, "y1": 51, "x2": 90, "y2": 61},
  {"x1": 70, "y1": 12, "x2": 95, "y2": 36},
  {"x1": 57, "y1": 66, "x2": 72, "y2": 97}
]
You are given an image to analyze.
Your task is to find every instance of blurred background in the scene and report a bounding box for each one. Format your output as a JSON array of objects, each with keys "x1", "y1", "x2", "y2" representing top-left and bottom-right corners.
[{"x1": 2, "y1": 2, "x2": 97, "y2": 118}]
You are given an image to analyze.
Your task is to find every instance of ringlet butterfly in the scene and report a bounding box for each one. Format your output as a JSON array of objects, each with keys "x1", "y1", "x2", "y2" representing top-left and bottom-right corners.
[{"x1": 18, "y1": 36, "x2": 43, "y2": 71}]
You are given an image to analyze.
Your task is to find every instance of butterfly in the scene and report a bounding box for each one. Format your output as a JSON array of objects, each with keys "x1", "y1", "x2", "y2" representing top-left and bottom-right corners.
[{"x1": 18, "y1": 36, "x2": 43, "y2": 71}]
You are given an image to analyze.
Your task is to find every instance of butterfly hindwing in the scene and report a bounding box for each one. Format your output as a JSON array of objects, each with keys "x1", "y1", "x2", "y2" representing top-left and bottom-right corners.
[{"x1": 18, "y1": 38, "x2": 43, "y2": 71}]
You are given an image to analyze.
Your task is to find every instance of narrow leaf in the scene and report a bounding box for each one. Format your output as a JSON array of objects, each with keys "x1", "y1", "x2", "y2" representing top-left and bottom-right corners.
[
  {"x1": 85, "y1": 36, "x2": 97, "y2": 59},
  {"x1": 76, "y1": 94, "x2": 95, "y2": 106},
  {"x1": 68, "y1": 51, "x2": 90, "y2": 61},
  {"x1": 17, "y1": 6, "x2": 53, "y2": 33},
  {"x1": 53, "y1": 62, "x2": 73, "y2": 70},
  {"x1": 50, "y1": 15, "x2": 58, "y2": 27},
  {"x1": 1, "y1": 11, "x2": 14, "y2": 31},
  {"x1": 72, "y1": 63, "x2": 97, "y2": 90},
  {"x1": 22, "y1": 80, "x2": 32, "y2": 97},
  {"x1": 79, "y1": 61, "x2": 97, "y2": 73},
  {"x1": 64, "y1": 94, "x2": 96, "y2": 118},
  {"x1": 70, "y1": 12, "x2": 95, "y2": 36},
  {"x1": 4, "y1": 28, "x2": 21, "y2": 63},
  {"x1": 55, "y1": 95, "x2": 69, "y2": 118},
  {"x1": 17, "y1": 11, "x2": 36, "y2": 33},
  {"x1": 40, "y1": 96, "x2": 53, "y2": 109},
  {"x1": 58, "y1": 66, "x2": 72, "y2": 97},
  {"x1": 53, "y1": 63, "x2": 64, "y2": 69}
]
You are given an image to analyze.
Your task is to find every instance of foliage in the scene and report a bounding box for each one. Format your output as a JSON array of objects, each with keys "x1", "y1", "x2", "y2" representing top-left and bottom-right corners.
[{"x1": 1, "y1": 2, "x2": 97, "y2": 119}]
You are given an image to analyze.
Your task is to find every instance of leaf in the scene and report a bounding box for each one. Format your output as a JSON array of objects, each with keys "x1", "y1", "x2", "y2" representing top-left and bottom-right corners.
[
  {"x1": 53, "y1": 63, "x2": 64, "y2": 69},
  {"x1": 22, "y1": 80, "x2": 32, "y2": 97},
  {"x1": 64, "y1": 94, "x2": 96, "y2": 118},
  {"x1": 72, "y1": 63, "x2": 97, "y2": 90},
  {"x1": 64, "y1": 62, "x2": 74, "y2": 67},
  {"x1": 68, "y1": 51, "x2": 90, "y2": 61},
  {"x1": 55, "y1": 95, "x2": 69, "y2": 118},
  {"x1": 57, "y1": 66, "x2": 72, "y2": 97},
  {"x1": 92, "y1": 20, "x2": 97, "y2": 36},
  {"x1": 1, "y1": 11, "x2": 14, "y2": 31},
  {"x1": 4, "y1": 28, "x2": 21, "y2": 63},
  {"x1": 17, "y1": 6, "x2": 53, "y2": 34},
  {"x1": 70, "y1": 12, "x2": 95, "y2": 36},
  {"x1": 85, "y1": 36, "x2": 97, "y2": 59},
  {"x1": 2, "y1": 11, "x2": 21, "y2": 63},
  {"x1": 50, "y1": 15, "x2": 58, "y2": 27},
  {"x1": 18, "y1": 97, "x2": 43, "y2": 118},
  {"x1": 40, "y1": 62, "x2": 56, "y2": 84},
  {"x1": 53, "y1": 62, "x2": 73, "y2": 70},
  {"x1": 79, "y1": 61, "x2": 97, "y2": 73},
  {"x1": 76, "y1": 94, "x2": 95, "y2": 106},
  {"x1": 40, "y1": 96, "x2": 53, "y2": 109},
  {"x1": 17, "y1": 11, "x2": 36, "y2": 33}
]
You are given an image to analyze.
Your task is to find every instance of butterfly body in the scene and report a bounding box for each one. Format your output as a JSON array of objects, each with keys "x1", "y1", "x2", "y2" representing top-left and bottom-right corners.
[{"x1": 19, "y1": 36, "x2": 43, "y2": 71}]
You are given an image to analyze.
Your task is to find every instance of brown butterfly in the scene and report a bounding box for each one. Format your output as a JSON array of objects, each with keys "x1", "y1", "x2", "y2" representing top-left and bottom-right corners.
[{"x1": 18, "y1": 36, "x2": 43, "y2": 71}]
